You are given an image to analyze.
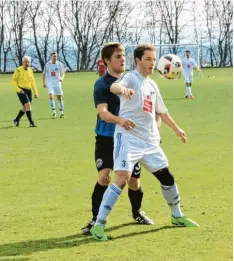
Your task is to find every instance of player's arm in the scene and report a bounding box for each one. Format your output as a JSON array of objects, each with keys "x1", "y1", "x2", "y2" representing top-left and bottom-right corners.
[
  {"x1": 155, "y1": 113, "x2": 162, "y2": 128},
  {"x1": 11, "y1": 69, "x2": 22, "y2": 93},
  {"x1": 31, "y1": 70, "x2": 39, "y2": 97},
  {"x1": 110, "y1": 74, "x2": 136, "y2": 99},
  {"x1": 193, "y1": 59, "x2": 200, "y2": 72},
  {"x1": 155, "y1": 92, "x2": 186, "y2": 143},
  {"x1": 97, "y1": 104, "x2": 136, "y2": 130},
  {"x1": 60, "y1": 64, "x2": 65, "y2": 82},
  {"x1": 43, "y1": 64, "x2": 46, "y2": 87}
]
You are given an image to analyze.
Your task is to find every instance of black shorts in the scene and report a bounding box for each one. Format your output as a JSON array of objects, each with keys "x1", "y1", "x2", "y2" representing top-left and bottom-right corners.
[
  {"x1": 95, "y1": 135, "x2": 141, "y2": 178},
  {"x1": 17, "y1": 88, "x2": 32, "y2": 105}
]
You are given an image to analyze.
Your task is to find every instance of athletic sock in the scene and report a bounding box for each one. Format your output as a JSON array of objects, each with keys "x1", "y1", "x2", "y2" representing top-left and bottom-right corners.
[
  {"x1": 50, "y1": 99, "x2": 55, "y2": 111},
  {"x1": 26, "y1": 111, "x2": 34, "y2": 124},
  {"x1": 91, "y1": 182, "x2": 108, "y2": 219},
  {"x1": 128, "y1": 187, "x2": 143, "y2": 216},
  {"x1": 186, "y1": 87, "x2": 190, "y2": 96},
  {"x1": 95, "y1": 184, "x2": 122, "y2": 226},
  {"x1": 161, "y1": 183, "x2": 183, "y2": 218},
  {"x1": 15, "y1": 110, "x2": 25, "y2": 121},
  {"x1": 58, "y1": 100, "x2": 64, "y2": 114}
]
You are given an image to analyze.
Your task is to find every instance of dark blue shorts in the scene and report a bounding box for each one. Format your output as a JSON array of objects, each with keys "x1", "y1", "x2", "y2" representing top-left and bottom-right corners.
[{"x1": 17, "y1": 88, "x2": 32, "y2": 105}]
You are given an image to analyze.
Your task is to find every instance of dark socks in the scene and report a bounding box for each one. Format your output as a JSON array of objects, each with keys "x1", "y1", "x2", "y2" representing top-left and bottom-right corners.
[
  {"x1": 91, "y1": 182, "x2": 108, "y2": 219},
  {"x1": 15, "y1": 110, "x2": 25, "y2": 121},
  {"x1": 26, "y1": 110, "x2": 34, "y2": 124},
  {"x1": 128, "y1": 187, "x2": 143, "y2": 216}
]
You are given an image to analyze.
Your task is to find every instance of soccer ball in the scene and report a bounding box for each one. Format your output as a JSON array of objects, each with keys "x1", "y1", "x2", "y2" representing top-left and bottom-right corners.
[{"x1": 157, "y1": 54, "x2": 182, "y2": 79}]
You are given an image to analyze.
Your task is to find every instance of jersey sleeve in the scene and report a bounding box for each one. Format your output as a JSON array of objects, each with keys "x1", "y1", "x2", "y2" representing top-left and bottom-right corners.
[
  {"x1": 93, "y1": 81, "x2": 108, "y2": 107},
  {"x1": 155, "y1": 88, "x2": 168, "y2": 113},
  {"x1": 192, "y1": 59, "x2": 198, "y2": 67},
  {"x1": 11, "y1": 68, "x2": 21, "y2": 93},
  {"x1": 116, "y1": 72, "x2": 136, "y2": 89}
]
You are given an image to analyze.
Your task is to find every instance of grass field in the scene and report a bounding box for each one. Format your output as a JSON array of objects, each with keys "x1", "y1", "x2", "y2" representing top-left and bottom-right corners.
[{"x1": 0, "y1": 68, "x2": 232, "y2": 261}]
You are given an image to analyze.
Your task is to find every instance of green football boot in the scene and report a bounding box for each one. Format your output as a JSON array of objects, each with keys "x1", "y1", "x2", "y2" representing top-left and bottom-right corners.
[
  {"x1": 91, "y1": 225, "x2": 108, "y2": 241},
  {"x1": 171, "y1": 215, "x2": 199, "y2": 227}
]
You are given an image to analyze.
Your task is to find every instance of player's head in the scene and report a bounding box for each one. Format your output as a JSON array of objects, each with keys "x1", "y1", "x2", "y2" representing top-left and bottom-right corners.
[
  {"x1": 101, "y1": 42, "x2": 125, "y2": 74},
  {"x1": 185, "y1": 50, "x2": 191, "y2": 58},
  {"x1": 51, "y1": 52, "x2": 58, "y2": 63},
  {"x1": 134, "y1": 44, "x2": 156, "y2": 77},
  {"x1": 22, "y1": 56, "x2": 31, "y2": 69}
]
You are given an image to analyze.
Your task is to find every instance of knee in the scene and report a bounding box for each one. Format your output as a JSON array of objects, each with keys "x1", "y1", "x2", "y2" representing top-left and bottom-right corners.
[
  {"x1": 128, "y1": 177, "x2": 141, "y2": 191},
  {"x1": 98, "y1": 169, "x2": 111, "y2": 186},
  {"x1": 152, "y1": 167, "x2": 175, "y2": 186},
  {"x1": 115, "y1": 171, "x2": 131, "y2": 189},
  {"x1": 24, "y1": 103, "x2": 31, "y2": 111}
]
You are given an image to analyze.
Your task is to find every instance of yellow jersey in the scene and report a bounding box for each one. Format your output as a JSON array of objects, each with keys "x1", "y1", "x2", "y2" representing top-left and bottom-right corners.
[{"x1": 11, "y1": 66, "x2": 38, "y2": 95}]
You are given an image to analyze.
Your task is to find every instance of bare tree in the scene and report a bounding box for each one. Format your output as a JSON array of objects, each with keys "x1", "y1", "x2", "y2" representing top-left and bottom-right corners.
[{"x1": 157, "y1": 0, "x2": 193, "y2": 54}]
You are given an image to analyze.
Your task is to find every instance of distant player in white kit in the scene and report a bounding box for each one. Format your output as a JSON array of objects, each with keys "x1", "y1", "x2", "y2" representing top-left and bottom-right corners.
[
  {"x1": 43, "y1": 52, "x2": 65, "y2": 118},
  {"x1": 91, "y1": 44, "x2": 199, "y2": 241},
  {"x1": 182, "y1": 50, "x2": 200, "y2": 99}
]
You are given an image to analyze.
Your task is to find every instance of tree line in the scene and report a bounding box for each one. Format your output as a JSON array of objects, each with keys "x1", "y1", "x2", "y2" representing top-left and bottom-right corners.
[{"x1": 0, "y1": 0, "x2": 232, "y2": 72}]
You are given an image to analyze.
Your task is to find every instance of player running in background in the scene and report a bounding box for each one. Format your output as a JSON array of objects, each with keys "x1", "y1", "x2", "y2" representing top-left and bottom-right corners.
[
  {"x1": 81, "y1": 42, "x2": 154, "y2": 235},
  {"x1": 182, "y1": 50, "x2": 200, "y2": 99},
  {"x1": 96, "y1": 58, "x2": 106, "y2": 76},
  {"x1": 12, "y1": 56, "x2": 38, "y2": 127},
  {"x1": 91, "y1": 44, "x2": 199, "y2": 241},
  {"x1": 43, "y1": 52, "x2": 65, "y2": 119}
]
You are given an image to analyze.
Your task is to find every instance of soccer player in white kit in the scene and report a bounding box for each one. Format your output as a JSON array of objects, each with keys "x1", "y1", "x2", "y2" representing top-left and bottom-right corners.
[
  {"x1": 43, "y1": 52, "x2": 65, "y2": 118},
  {"x1": 182, "y1": 50, "x2": 200, "y2": 99},
  {"x1": 91, "y1": 44, "x2": 199, "y2": 241}
]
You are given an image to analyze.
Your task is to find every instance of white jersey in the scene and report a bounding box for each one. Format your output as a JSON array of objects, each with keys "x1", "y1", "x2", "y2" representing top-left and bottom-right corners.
[
  {"x1": 182, "y1": 58, "x2": 197, "y2": 75},
  {"x1": 115, "y1": 70, "x2": 168, "y2": 145},
  {"x1": 43, "y1": 61, "x2": 65, "y2": 83}
]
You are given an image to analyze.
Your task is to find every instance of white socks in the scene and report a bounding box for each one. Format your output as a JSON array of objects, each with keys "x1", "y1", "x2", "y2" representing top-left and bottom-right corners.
[
  {"x1": 161, "y1": 183, "x2": 184, "y2": 218},
  {"x1": 95, "y1": 184, "x2": 122, "y2": 226}
]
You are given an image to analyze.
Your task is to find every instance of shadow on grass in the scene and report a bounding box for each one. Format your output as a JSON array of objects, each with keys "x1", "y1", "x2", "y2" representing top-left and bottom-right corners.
[
  {"x1": 0, "y1": 126, "x2": 14, "y2": 130},
  {"x1": 35, "y1": 117, "x2": 52, "y2": 121},
  {"x1": 0, "y1": 258, "x2": 29, "y2": 261},
  {"x1": 0, "y1": 224, "x2": 177, "y2": 257}
]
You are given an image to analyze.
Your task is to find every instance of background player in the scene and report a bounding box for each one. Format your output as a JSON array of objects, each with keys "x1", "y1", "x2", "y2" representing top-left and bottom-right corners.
[
  {"x1": 43, "y1": 52, "x2": 66, "y2": 118},
  {"x1": 91, "y1": 44, "x2": 199, "y2": 241},
  {"x1": 81, "y1": 42, "x2": 154, "y2": 235},
  {"x1": 12, "y1": 56, "x2": 38, "y2": 127},
  {"x1": 96, "y1": 58, "x2": 106, "y2": 76},
  {"x1": 182, "y1": 50, "x2": 200, "y2": 99}
]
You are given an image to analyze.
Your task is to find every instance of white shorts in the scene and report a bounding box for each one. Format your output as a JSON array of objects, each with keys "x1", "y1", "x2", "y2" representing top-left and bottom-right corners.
[
  {"x1": 113, "y1": 133, "x2": 168, "y2": 173},
  {"x1": 183, "y1": 73, "x2": 193, "y2": 83},
  {"x1": 47, "y1": 82, "x2": 63, "y2": 95}
]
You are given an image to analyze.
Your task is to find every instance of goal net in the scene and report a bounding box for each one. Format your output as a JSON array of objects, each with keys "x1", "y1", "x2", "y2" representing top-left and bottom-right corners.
[{"x1": 125, "y1": 43, "x2": 200, "y2": 70}]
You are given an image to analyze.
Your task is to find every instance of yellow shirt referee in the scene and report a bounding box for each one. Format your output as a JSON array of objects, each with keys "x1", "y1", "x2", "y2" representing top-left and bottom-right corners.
[{"x1": 12, "y1": 56, "x2": 39, "y2": 127}]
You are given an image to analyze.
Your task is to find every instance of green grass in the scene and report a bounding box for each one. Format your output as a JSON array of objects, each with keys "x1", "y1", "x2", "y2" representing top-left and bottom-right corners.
[{"x1": 0, "y1": 68, "x2": 232, "y2": 261}]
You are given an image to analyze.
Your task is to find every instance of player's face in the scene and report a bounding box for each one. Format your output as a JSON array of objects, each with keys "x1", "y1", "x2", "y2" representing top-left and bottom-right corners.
[
  {"x1": 139, "y1": 50, "x2": 156, "y2": 76},
  {"x1": 22, "y1": 59, "x2": 30, "y2": 69},
  {"x1": 108, "y1": 50, "x2": 125, "y2": 73},
  {"x1": 186, "y1": 52, "x2": 190, "y2": 58},
  {"x1": 52, "y1": 54, "x2": 58, "y2": 63}
]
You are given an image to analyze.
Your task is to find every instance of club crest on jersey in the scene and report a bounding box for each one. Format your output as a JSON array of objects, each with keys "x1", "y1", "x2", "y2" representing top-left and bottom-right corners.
[
  {"x1": 143, "y1": 95, "x2": 152, "y2": 113},
  {"x1": 96, "y1": 158, "x2": 103, "y2": 168}
]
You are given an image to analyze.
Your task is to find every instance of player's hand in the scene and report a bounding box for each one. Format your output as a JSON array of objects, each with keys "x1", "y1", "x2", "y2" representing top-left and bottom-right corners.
[
  {"x1": 34, "y1": 94, "x2": 38, "y2": 98},
  {"x1": 120, "y1": 118, "x2": 136, "y2": 131},
  {"x1": 122, "y1": 88, "x2": 136, "y2": 100},
  {"x1": 174, "y1": 127, "x2": 187, "y2": 143},
  {"x1": 19, "y1": 90, "x2": 24, "y2": 94}
]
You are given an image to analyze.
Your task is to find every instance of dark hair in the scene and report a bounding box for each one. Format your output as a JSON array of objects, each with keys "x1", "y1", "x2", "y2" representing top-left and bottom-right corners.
[
  {"x1": 51, "y1": 52, "x2": 58, "y2": 56},
  {"x1": 185, "y1": 50, "x2": 191, "y2": 53},
  {"x1": 101, "y1": 42, "x2": 124, "y2": 66},
  {"x1": 134, "y1": 44, "x2": 156, "y2": 64}
]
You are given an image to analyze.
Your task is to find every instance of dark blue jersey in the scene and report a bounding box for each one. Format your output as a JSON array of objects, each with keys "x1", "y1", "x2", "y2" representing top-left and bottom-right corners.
[{"x1": 94, "y1": 72, "x2": 120, "y2": 137}]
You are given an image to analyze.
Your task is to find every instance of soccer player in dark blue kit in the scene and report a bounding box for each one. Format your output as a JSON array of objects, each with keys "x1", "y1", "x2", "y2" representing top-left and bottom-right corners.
[{"x1": 81, "y1": 42, "x2": 154, "y2": 235}]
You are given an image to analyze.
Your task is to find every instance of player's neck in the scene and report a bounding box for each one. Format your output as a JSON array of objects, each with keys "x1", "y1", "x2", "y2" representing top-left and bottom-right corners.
[
  {"x1": 52, "y1": 60, "x2": 57, "y2": 64},
  {"x1": 136, "y1": 68, "x2": 149, "y2": 78},
  {"x1": 107, "y1": 68, "x2": 122, "y2": 78}
]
